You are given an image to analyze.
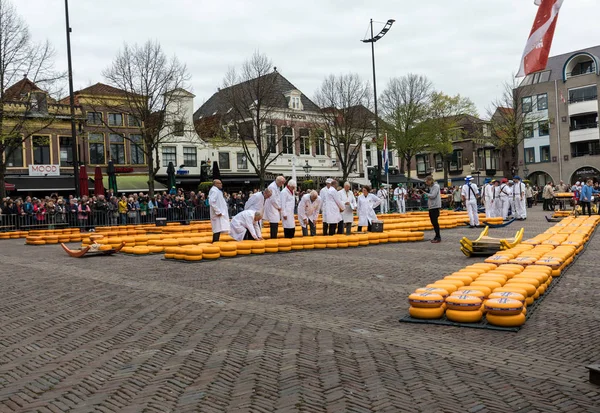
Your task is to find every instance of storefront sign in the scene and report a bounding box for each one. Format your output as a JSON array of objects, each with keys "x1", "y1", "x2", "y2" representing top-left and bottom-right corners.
[
  {"x1": 115, "y1": 167, "x2": 134, "y2": 173},
  {"x1": 29, "y1": 164, "x2": 60, "y2": 176},
  {"x1": 176, "y1": 169, "x2": 189, "y2": 175},
  {"x1": 285, "y1": 113, "x2": 307, "y2": 120},
  {"x1": 574, "y1": 167, "x2": 599, "y2": 176}
]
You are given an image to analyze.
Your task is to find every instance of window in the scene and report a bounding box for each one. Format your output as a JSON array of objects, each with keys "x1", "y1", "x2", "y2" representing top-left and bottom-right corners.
[
  {"x1": 387, "y1": 151, "x2": 394, "y2": 167},
  {"x1": 416, "y1": 155, "x2": 428, "y2": 175},
  {"x1": 218, "y1": 152, "x2": 230, "y2": 169},
  {"x1": 289, "y1": 95, "x2": 302, "y2": 110},
  {"x1": 523, "y1": 123, "x2": 534, "y2": 138},
  {"x1": 183, "y1": 147, "x2": 197, "y2": 167},
  {"x1": 266, "y1": 125, "x2": 277, "y2": 153},
  {"x1": 540, "y1": 146, "x2": 551, "y2": 162},
  {"x1": 130, "y1": 134, "x2": 145, "y2": 165},
  {"x1": 282, "y1": 127, "x2": 293, "y2": 154},
  {"x1": 87, "y1": 112, "x2": 103, "y2": 125},
  {"x1": 537, "y1": 93, "x2": 548, "y2": 110},
  {"x1": 237, "y1": 153, "x2": 248, "y2": 170},
  {"x1": 477, "y1": 148, "x2": 499, "y2": 171},
  {"x1": 88, "y1": 133, "x2": 105, "y2": 165},
  {"x1": 5, "y1": 141, "x2": 23, "y2": 167},
  {"x1": 449, "y1": 150, "x2": 463, "y2": 171},
  {"x1": 570, "y1": 113, "x2": 598, "y2": 131},
  {"x1": 228, "y1": 125, "x2": 237, "y2": 140},
  {"x1": 365, "y1": 144, "x2": 371, "y2": 166},
  {"x1": 316, "y1": 130, "x2": 326, "y2": 156},
  {"x1": 59, "y1": 137, "x2": 74, "y2": 167},
  {"x1": 299, "y1": 128, "x2": 310, "y2": 155},
  {"x1": 522, "y1": 96, "x2": 532, "y2": 113},
  {"x1": 538, "y1": 121, "x2": 549, "y2": 136},
  {"x1": 108, "y1": 113, "x2": 123, "y2": 126},
  {"x1": 128, "y1": 115, "x2": 141, "y2": 127},
  {"x1": 162, "y1": 146, "x2": 176, "y2": 167},
  {"x1": 109, "y1": 134, "x2": 126, "y2": 164},
  {"x1": 571, "y1": 60, "x2": 595, "y2": 77},
  {"x1": 524, "y1": 148, "x2": 535, "y2": 163},
  {"x1": 569, "y1": 85, "x2": 597, "y2": 103},
  {"x1": 32, "y1": 136, "x2": 50, "y2": 165},
  {"x1": 434, "y1": 154, "x2": 443, "y2": 171}
]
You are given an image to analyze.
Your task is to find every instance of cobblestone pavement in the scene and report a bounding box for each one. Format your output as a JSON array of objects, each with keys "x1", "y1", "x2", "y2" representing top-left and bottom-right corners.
[{"x1": 1, "y1": 208, "x2": 599, "y2": 413}]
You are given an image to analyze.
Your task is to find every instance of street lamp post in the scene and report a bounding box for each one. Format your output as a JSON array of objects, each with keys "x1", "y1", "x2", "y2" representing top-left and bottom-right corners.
[
  {"x1": 362, "y1": 18, "x2": 394, "y2": 190},
  {"x1": 64, "y1": 0, "x2": 80, "y2": 197},
  {"x1": 302, "y1": 160, "x2": 312, "y2": 179}
]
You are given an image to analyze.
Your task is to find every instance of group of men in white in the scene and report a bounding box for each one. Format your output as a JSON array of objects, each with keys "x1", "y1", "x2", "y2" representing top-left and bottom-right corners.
[
  {"x1": 207, "y1": 176, "x2": 388, "y2": 242},
  {"x1": 460, "y1": 175, "x2": 528, "y2": 228}
]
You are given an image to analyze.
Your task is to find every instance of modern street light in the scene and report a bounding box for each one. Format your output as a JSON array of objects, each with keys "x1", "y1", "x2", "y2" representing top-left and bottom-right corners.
[
  {"x1": 362, "y1": 18, "x2": 394, "y2": 189},
  {"x1": 64, "y1": 0, "x2": 80, "y2": 197}
]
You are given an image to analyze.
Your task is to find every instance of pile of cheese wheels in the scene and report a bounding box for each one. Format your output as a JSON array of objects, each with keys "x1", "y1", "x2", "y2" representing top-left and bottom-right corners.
[
  {"x1": 408, "y1": 215, "x2": 599, "y2": 328},
  {"x1": 24, "y1": 228, "x2": 82, "y2": 245}
]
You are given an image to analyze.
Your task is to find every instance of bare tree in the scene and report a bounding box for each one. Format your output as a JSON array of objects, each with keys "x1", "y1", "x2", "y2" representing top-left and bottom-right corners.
[
  {"x1": 424, "y1": 92, "x2": 478, "y2": 183},
  {"x1": 380, "y1": 74, "x2": 433, "y2": 180},
  {"x1": 313, "y1": 73, "x2": 372, "y2": 183},
  {"x1": 102, "y1": 40, "x2": 190, "y2": 197},
  {"x1": 487, "y1": 78, "x2": 539, "y2": 177},
  {"x1": 216, "y1": 51, "x2": 297, "y2": 188},
  {"x1": 0, "y1": 0, "x2": 62, "y2": 198}
]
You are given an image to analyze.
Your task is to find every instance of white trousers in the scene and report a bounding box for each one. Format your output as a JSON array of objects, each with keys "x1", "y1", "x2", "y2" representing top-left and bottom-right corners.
[
  {"x1": 485, "y1": 200, "x2": 493, "y2": 218},
  {"x1": 515, "y1": 197, "x2": 527, "y2": 219},
  {"x1": 396, "y1": 199, "x2": 406, "y2": 213},
  {"x1": 466, "y1": 201, "x2": 479, "y2": 226},
  {"x1": 380, "y1": 199, "x2": 388, "y2": 213},
  {"x1": 501, "y1": 197, "x2": 510, "y2": 220}
]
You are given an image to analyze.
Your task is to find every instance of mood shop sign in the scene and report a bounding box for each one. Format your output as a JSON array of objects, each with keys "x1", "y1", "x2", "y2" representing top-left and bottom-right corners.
[{"x1": 29, "y1": 164, "x2": 60, "y2": 176}]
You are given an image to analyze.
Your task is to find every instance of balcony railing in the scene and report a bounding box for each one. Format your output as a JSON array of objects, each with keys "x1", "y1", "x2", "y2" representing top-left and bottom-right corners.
[
  {"x1": 567, "y1": 66, "x2": 596, "y2": 78},
  {"x1": 570, "y1": 122, "x2": 598, "y2": 131},
  {"x1": 572, "y1": 149, "x2": 600, "y2": 158},
  {"x1": 569, "y1": 95, "x2": 598, "y2": 104}
]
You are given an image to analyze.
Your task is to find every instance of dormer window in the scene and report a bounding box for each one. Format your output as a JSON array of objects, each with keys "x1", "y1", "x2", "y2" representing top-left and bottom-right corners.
[
  {"x1": 285, "y1": 90, "x2": 303, "y2": 111},
  {"x1": 564, "y1": 52, "x2": 599, "y2": 80}
]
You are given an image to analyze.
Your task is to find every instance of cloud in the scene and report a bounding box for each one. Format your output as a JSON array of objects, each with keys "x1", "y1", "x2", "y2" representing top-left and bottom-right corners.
[{"x1": 16, "y1": 0, "x2": 600, "y2": 117}]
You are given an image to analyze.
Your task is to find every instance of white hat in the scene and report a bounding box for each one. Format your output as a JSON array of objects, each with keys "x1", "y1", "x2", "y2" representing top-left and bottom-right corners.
[
  {"x1": 575, "y1": 181, "x2": 580, "y2": 185},
  {"x1": 465, "y1": 175, "x2": 472, "y2": 180},
  {"x1": 325, "y1": 178, "x2": 333, "y2": 184}
]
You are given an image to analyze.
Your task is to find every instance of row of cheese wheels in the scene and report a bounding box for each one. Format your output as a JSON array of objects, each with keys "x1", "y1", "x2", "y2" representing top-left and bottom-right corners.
[
  {"x1": 120, "y1": 232, "x2": 428, "y2": 258},
  {"x1": 3, "y1": 228, "x2": 80, "y2": 240},
  {"x1": 408, "y1": 262, "x2": 556, "y2": 327}
]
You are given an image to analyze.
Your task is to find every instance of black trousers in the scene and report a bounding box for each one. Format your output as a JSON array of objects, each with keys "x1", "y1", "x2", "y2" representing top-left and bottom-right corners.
[
  {"x1": 357, "y1": 224, "x2": 372, "y2": 232},
  {"x1": 581, "y1": 201, "x2": 592, "y2": 216},
  {"x1": 212, "y1": 232, "x2": 220, "y2": 242},
  {"x1": 270, "y1": 222, "x2": 279, "y2": 239},
  {"x1": 302, "y1": 220, "x2": 316, "y2": 236},
  {"x1": 344, "y1": 222, "x2": 352, "y2": 235},
  {"x1": 337, "y1": 221, "x2": 344, "y2": 234},
  {"x1": 527, "y1": 197, "x2": 533, "y2": 208},
  {"x1": 327, "y1": 223, "x2": 337, "y2": 236},
  {"x1": 243, "y1": 230, "x2": 252, "y2": 240},
  {"x1": 322, "y1": 221, "x2": 328, "y2": 235},
  {"x1": 429, "y1": 208, "x2": 441, "y2": 240},
  {"x1": 283, "y1": 228, "x2": 295, "y2": 238}
]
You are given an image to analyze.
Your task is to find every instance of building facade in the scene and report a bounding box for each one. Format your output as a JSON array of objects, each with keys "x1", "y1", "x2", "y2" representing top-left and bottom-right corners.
[{"x1": 517, "y1": 45, "x2": 600, "y2": 186}]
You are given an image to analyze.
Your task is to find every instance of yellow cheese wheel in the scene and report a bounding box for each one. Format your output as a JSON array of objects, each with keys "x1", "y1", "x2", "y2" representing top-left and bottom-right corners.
[
  {"x1": 133, "y1": 247, "x2": 150, "y2": 255},
  {"x1": 185, "y1": 247, "x2": 204, "y2": 256},
  {"x1": 326, "y1": 243, "x2": 338, "y2": 249},
  {"x1": 184, "y1": 255, "x2": 203, "y2": 261},
  {"x1": 278, "y1": 239, "x2": 292, "y2": 248},
  {"x1": 445, "y1": 295, "x2": 482, "y2": 311},
  {"x1": 470, "y1": 280, "x2": 503, "y2": 290},
  {"x1": 488, "y1": 291, "x2": 525, "y2": 303},
  {"x1": 444, "y1": 275, "x2": 473, "y2": 285},
  {"x1": 446, "y1": 309, "x2": 483, "y2": 323},
  {"x1": 484, "y1": 298, "x2": 524, "y2": 316},
  {"x1": 409, "y1": 306, "x2": 445, "y2": 319},
  {"x1": 475, "y1": 275, "x2": 507, "y2": 284},
  {"x1": 437, "y1": 279, "x2": 465, "y2": 288},
  {"x1": 457, "y1": 285, "x2": 491, "y2": 297},
  {"x1": 202, "y1": 246, "x2": 220, "y2": 254},
  {"x1": 451, "y1": 289, "x2": 485, "y2": 300},
  {"x1": 526, "y1": 265, "x2": 553, "y2": 275},
  {"x1": 203, "y1": 253, "x2": 220, "y2": 259},
  {"x1": 429, "y1": 283, "x2": 458, "y2": 294},
  {"x1": 486, "y1": 312, "x2": 526, "y2": 327},
  {"x1": 221, "y1": 250, "x2": 237, "y2": 257},
  {"x1": 237, "y1": 249, "x2": 252, "y2": 255},
  {"x1": 265, "y1": 248, "x2": 279, "y2": 253},
  {"x1": 468, "y1": 263, "x2": 498, "y2": 271},
  {"x1": 503, "y1": 282, "x2": 536, "y2": 297},
  {"x1": 506, "y1": 277, "x2": 540, "y2": 288},
  {"x1": 408, "y1": 293, "x2": 445, "y2": 308},
  {"x1": 251, "y1": 248, "x2": 266, "y2": 254},
  {"x1": 415, "y1": 287, "x2": 449, "y2": 298}
]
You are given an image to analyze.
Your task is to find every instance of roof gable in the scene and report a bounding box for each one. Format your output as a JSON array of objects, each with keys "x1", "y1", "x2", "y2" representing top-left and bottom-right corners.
[{"x1": 4, "y1": 77, "x2": 45, "y2": 101}]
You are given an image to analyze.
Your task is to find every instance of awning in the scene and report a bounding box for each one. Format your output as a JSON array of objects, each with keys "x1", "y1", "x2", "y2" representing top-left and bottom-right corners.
[
  {"x1": 220, "y1": 176, "x2": 261, "y2": 184},
  {"x1": 102, "y1": 175, "x2": 167, "y2": 193},
  {"x1": 5, "y1": 182, "x2": 15, "y2": 191},
  {"x1": 5, "y1": 176, "x2": 79, "y2": 192}
]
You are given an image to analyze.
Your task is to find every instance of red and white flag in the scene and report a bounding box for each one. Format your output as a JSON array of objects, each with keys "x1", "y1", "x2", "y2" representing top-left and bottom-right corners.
[
  {"x1": 560, "y1": 91, "x2": 566, "y2": 104},
  {"x1": 517, "y1": 0, "x2": 565, "y2": 77}
]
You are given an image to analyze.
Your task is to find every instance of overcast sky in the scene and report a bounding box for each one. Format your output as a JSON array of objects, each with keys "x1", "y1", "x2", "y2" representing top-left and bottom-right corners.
[{"x1": 16, "y1": 0, "x2": 600, "y2": 117}]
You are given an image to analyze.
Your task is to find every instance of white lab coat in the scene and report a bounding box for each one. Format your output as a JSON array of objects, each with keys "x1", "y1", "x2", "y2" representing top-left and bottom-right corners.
[
  {"x1": 244, "y1": 192, "x2": 265, "y2": 216},
  {"x1": 394, "y1": 187, "x2": 407, "y2": 213},
  {"x1": 263, "y1": 181, "x2": 281, "y2": 223},
  {"x1": 357, "y1": 193, "x2": 381, "y2": 227},
  {"x1": 499, "y1": 183, "x2": 511, "y2": 219},
  {"x1": 461, "y1": 182, "x2": 480, "y2": 226},
  {"x1": 338, "y1": 189, "x2": 356, "y2": 223},
  {"x1": 298, "y1": 194, "x2": 321, "y2": 228},
  {"x1": 323, "y1": 186, "x2": 344, "y2": 224},
  {"x1": 209, "y1": 186, "x2": 230, "y2": 233},
  {"x1": 377, "y1": 189, "x2": 389, "y2": 213},
  {"x1": 280, "y1": 187, "x2": 296, "y2": 229},
  {"x1": 319, "y1": 186, "x2": 329, "y2": 222},
  {"x1": 512, "y1": 182, "x2": 527, "y2": 219},
  {"x1": 229, "y1": 209, "x2": 261, "y2": 241},
  {"x1": 484, "y1": 184, "x2": 495, "y2": 218}
]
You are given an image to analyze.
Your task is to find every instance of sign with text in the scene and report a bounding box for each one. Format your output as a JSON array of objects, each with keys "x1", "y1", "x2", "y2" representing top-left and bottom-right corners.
[{"x1": 29, "y1": 164, "x2": 60, "y2": 176}]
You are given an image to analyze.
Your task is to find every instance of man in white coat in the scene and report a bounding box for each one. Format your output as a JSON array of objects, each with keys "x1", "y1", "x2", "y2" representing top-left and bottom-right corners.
[
  {"x1": 319, "y1": 180, "x2": 330, "y2": 235},
  {"x1": 461, "y1": 175, "x2": 480, "y2": 228},
  {"x1": 244, "y1": 188, "x2": 272, "y2": 218},
  {"x1": 338, "y1": 181, "x2": 356, "y2": 235},
  {"x1": 263, "y1": 176, "x2": 285, "y2": 239},
  {"x1": 322, "y1": 178, "x2": 345, "y2": 236},
  {"x1": 394, "y1": 184, "x2": 407, "y2": 213},
  {"x1": 498, "y1": 178, "x2": 511, "y2": 220},
  {"x1": 209, "y1": 179, "x2": 230, "y2": 242},
  {"x1": 377, "y1": 185, "x2": 389, "y2": 214},
  {"x1": 229, "y1": 209, "x2": 263, "y2": 241},
  {"x1": 298, "y1": 190, "x2": 321, "y2": 236},
  {"x1": 281, "y1": 179, "x2": 297, "y2": 238},
  {"x1": 512, "y1": 176, "x2": 527, "y2": 220},
  {"x1": 483, "y1": 179, "x2": 495, "y2": 218}
]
